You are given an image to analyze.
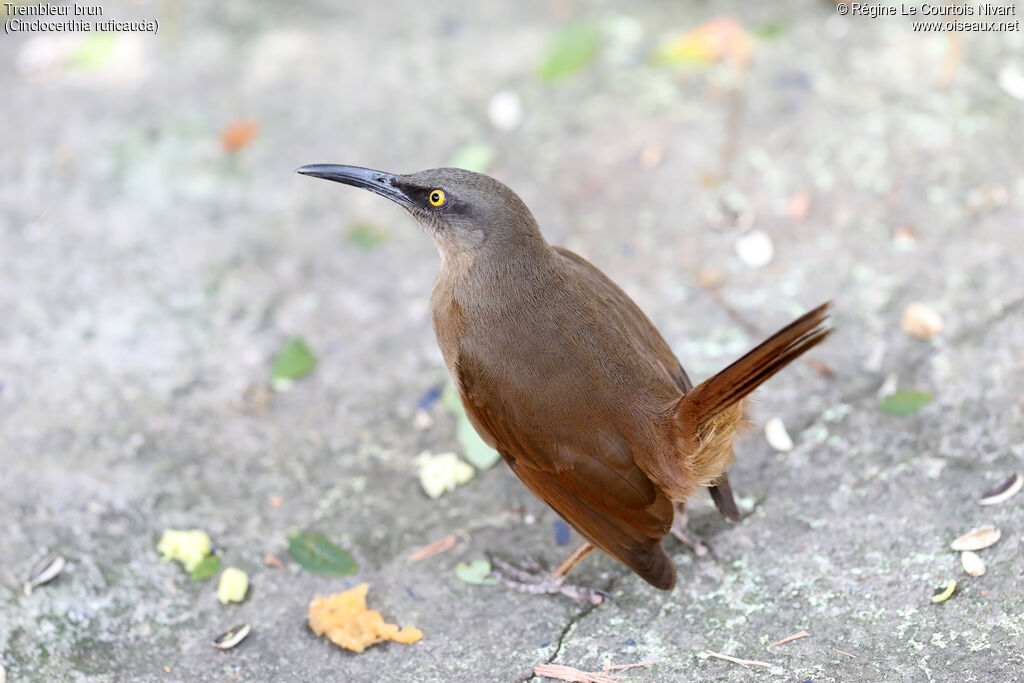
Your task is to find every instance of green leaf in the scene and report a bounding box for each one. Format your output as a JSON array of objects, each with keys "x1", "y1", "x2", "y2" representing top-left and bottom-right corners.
[
  {"x1": 288, "y1": 533, "x2": 357, "y2": 576},
  {"x1": 446, "y1": 144, "x2": 496, "y2": 174},
  {"x1": 347, "y1": 223, "x2": 389, "y2": 250},
  {"x1": 443, "y1": 383, "x2": 500, "y2": 469},
  {"x1": 455, "y1": 559, "x2": 497, "y2": 585},
  {"x1": 539, "y1": 23, "x2": 600, "y2": 81},
  {"x1": 272, "y1": 338, "x2": 316, "y2": 382},
  {"x1": 752, "y1": 21, "x2": 785, "y2": 39},
  {"x1": 189, "y1": 555, "x2": 220, "y2": 581},
  {"x1": 879, "y1": 390, "x2": 932, "y2": 416},
  {"x1": 457, "y1": 417, "x2": 500, "y2": 469},
  {"x1": 441, "y1": 380, "x2": 462, "y2": 413},
  {"x1": 73, "y1": 32, "x2": 116, "y2": 69}
]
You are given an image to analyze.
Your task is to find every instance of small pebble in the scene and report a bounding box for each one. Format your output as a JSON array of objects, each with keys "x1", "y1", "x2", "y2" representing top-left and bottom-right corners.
[
  {"x1": 998, "y1": 65, "x2": 1024, "y2": 101},
  {"x1": 640, "y1": 143, "x2": 664, "y2": 170},
  {"x1": 697, "y1": 268, "x2": 726, "y2": 288},
  {"x1": 900, "y1": 303, "x2": 943, "y2": 339},
  {"x1": 735, "y1": 230, "x2": 774, "y2": 268},
  {"x1": 961, "y1": 551, "x2": 985, "y2": 577},
  {"x1": 979, "y1": 473, "x2": 1021, "y2": 506},
  {"x1": 413, "y1": 409, "x2": 433, "y2": 430},
  {"x1": 24, "y1": 554, "x2": 66, "y2": 596},
  {"x1": 764, "y1": 417, "x2": 794, "y2": 452},
  {"x1": 950, "y1": 524, "x2": 1001, "y2": 551},
  {"x1": 487, "y1": 90, "x2": 523, "y2": 131},
  {"x1": 213, "y1": 623, "x2": 251, "y2": 650},
  {"x1": 892, "y1": 225, "x2": 917, "y2": 249}
]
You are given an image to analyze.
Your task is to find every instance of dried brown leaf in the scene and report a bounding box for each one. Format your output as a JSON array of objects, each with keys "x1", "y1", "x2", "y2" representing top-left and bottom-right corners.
[{"x1": 221, "y1": 119, "x2": 258, "y2": 153}]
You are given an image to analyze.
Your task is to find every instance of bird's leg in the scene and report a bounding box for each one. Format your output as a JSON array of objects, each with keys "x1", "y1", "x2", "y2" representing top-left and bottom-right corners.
[
  {"x1": 671, "y1": 504, "x2": 709, "y2": 557},
  {"x1": 488, "y1": 542, "x2": 606, "y2": 605}
]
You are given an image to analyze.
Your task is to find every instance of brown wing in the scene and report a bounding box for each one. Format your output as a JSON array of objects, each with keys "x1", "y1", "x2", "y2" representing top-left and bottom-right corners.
[
  {"x1": 554, "y1": 247, "x2": 692, "y2": 393},
  {"x1": 554, "y1": 248, "x2": 740, "y2": 518},
  {"x1": 456, "y1": 352, "x2": 676, "y2": 590}
]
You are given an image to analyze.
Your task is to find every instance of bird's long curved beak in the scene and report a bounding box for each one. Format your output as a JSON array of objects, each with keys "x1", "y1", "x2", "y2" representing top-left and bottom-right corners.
[{"x1": 295, "y1": 164, "x2": 411, "y2": 206}]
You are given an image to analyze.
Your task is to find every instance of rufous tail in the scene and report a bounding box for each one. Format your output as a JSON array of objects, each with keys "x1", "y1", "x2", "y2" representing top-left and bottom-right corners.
[{"x1": 673, "y1": 302, "x2": 833, "y2": 494}]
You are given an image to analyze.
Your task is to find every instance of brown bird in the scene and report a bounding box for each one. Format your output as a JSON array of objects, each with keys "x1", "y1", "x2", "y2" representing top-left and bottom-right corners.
[{"x1": 297, "y1": 164, "x2": 831, "y2": 602}]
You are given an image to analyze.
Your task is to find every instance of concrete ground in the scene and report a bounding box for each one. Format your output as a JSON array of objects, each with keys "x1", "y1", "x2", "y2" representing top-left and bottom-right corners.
[{"x1": 2, "y1": 1, "x2": 1023, "y2": 681}]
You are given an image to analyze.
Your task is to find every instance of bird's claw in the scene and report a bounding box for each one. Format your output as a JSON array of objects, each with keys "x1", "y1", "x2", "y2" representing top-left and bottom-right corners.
[
  {"x1": 671, "y1": 509, "x2": 711, "y2": 557},
  {"x1": 487, "y1": 554, "x2": 606, "y2": 605}
]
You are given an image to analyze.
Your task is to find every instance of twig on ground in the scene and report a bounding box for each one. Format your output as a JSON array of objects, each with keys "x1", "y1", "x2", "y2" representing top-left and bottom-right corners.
[
  {"x1": 768, "y1": 630, "x2": 809, "y2": 648},
  {"x1": 832, "y1": 648, "x2": 858, "y2": 659},
  {"x1": 703, "y1": 650, "x2": 772, "y2": 669},
  {"x1": 533, "y1": 663, "x2": 622, "y2": 683},
  {"x1": 602, "y1": 661, "x2": 653, "y2": 673},
  {"x1": 407, "y1": 534, "x2": 456, "y2": 562}
]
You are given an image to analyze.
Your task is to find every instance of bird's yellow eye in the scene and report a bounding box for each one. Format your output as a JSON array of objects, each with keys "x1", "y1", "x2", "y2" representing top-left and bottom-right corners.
[{"x1": 429, "y1": 189, "x2": 446, "y2": 207}]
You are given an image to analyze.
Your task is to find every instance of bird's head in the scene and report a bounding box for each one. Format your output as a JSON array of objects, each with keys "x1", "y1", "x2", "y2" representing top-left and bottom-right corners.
[{"x1": 296, "y1": 164, "x2": 543, "y2": 260}]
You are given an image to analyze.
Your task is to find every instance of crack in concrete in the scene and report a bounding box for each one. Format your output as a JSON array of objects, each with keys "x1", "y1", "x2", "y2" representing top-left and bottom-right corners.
[
  {"x1": 946, "y1": 294, "x2": 1024, "y2": 347},
  {"x1": 522, "y1": 575, "x2": 621, "y2": 683}
]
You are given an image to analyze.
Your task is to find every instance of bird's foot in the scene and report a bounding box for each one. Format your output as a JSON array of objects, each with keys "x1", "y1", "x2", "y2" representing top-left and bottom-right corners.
[
  {"x1": 487, "y1": 554, "x2": 607, "y2": 605},
  {"x1": 671, "y1": 510, "x2": 710, "y2": 557}
]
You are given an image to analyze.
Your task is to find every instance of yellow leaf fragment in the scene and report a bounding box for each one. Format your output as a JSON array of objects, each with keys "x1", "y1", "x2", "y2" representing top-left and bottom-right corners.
[
  {"x1": 217, "y1": 567, "x2": 249, "y2": 604},
  {"x1": 309, "y1": 583, "x2": 422, "y2": 653},
  {"x1": 657, "y1": 17, "x2": 752, "y2": 67},
  {"x1": 417, "y1": 451, "x2": 474, "y2": 499},
  {"x1": 931, "y1": 579, "x2": 956, "y2": 603},
  {"x1": 157, "y1": 529, "x2": 212, "y2": 572}
]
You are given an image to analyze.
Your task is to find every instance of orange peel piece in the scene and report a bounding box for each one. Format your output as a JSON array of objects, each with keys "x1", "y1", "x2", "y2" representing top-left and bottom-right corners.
[{"x1": 308, "y1": 583, "x2": 422, "y2": 653}]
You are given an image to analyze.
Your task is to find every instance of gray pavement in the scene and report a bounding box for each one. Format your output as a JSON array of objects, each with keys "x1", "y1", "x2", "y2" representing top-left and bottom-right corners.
[{"x1": 2, "y1": 1, "x2": 1023, "y2": 681}]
